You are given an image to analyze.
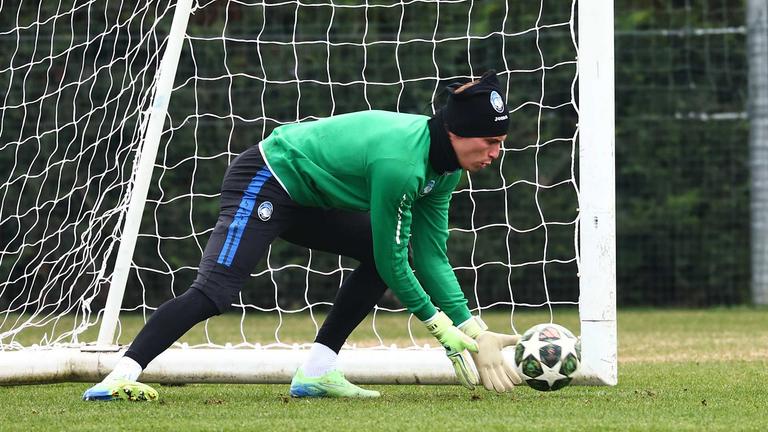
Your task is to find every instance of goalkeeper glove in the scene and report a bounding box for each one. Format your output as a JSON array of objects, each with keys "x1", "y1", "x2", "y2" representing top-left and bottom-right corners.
[
  {"x1": 423, "y1": 311, "x2": 479, "y2": 389},
  {"x1": 459, "y1": 316, "x2": 522, "y2": 393}
]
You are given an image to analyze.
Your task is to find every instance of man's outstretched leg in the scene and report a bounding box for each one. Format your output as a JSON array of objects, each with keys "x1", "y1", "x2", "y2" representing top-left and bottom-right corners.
[
  {"x1": 84, "y1": 146, "x2": 292, "y2": 401},
  {"x1": 82, "y1": 288, "x2": 219, "y2": 401}
]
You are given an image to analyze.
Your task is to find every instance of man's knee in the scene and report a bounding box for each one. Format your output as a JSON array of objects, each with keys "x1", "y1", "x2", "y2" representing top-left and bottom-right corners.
[
  {"x1": 189, "y1": 269, "x2": 241, "y2": 314},
  {"x1": 187, "y1": 287, "x2": 229, "y2": 316}
]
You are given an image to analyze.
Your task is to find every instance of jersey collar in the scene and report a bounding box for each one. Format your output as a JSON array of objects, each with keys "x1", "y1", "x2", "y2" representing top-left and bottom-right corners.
[{"x1": 427, "y1": 108, "x2": 461, "y2": 175}]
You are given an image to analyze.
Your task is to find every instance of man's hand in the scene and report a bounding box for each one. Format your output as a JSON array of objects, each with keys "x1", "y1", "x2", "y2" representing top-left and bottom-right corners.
[
  {"x1": 423, "y1": 311, "x2": 480, "y2": 389},
  {"x1": 460, "y1": 317, "x2": 522, "y2": 393},
  {"x1": 445, "y1": 347, "x2": 478, "y2": 390},
  {"x1": 472, "y1": 331, "x2": 522, "y2": 392}
]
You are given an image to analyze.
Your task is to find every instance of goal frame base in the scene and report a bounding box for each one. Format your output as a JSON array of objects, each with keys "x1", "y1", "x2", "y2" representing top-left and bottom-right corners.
[{"x1": 0, "y1": 344, "x2": 615, "y2": 386}]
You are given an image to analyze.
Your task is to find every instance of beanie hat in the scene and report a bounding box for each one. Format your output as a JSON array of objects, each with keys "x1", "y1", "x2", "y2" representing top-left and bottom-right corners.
[{"x1": 444, "y1": 70, "x2": 510, "y2": 137}]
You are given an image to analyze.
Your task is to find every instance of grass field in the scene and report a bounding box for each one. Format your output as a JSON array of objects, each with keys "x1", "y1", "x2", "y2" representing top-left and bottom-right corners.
[{"x1": 1, "y1": 308, "x2": 767, "y2": 431}]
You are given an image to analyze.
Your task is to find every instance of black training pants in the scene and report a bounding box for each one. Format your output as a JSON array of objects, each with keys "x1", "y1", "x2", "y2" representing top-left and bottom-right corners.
[{"x1": 125, "y1": 145, "x2": 388, "y2": 369}]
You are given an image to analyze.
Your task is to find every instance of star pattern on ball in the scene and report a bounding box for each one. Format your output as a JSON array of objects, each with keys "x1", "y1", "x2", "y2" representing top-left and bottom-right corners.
[
  {"x1": 519, "y1": 335, "x2": 550, "y2": 361},
  {"x1": 540, "y1": 363, "x2": 570, "y2": 387},
  {"x1": 553, "y1": 334, "x2": 579, "y2": 359}
]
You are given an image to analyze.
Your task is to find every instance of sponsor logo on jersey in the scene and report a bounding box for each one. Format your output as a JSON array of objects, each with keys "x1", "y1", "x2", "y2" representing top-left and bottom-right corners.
[
  {"x1": 490, "y1": 90, "x2": 505, "y2": 113},
  {"x1": 494, "y1": 115, "x2": 508, "y2": 122},
  {"x1": 421, "y1": 179, "x2": 436, "y2": 195},
  {"x1": 257, "y1": 201, "x2": 273, "y2": 221}
]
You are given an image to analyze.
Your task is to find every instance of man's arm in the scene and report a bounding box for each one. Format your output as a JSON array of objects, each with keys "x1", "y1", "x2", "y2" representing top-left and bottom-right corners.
[
  {"x1": 411, "y1": 174, "x2": 521, "y2": 392},
  {"x1": 368, "y1": 159, "x2": 477, "y2": 363},
  {"x1": 367, "y1": 158, "x2": 437, "y2": 321},
  {"x1": 409, "y1": 172, "x2": 472, "y2": 325}
]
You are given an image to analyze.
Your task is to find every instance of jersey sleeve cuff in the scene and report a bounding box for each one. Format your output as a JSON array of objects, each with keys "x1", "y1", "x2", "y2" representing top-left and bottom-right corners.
[
  {"x1": 412, "y1": 303, "x2": 438, "y2": 322},
  {"x1": 443, "y1": 306, "x2": 472, "y2": 328}
]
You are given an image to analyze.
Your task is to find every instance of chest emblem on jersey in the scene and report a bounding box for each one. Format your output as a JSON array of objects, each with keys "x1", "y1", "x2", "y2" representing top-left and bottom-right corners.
[
  {"x1": 490, "y1": 90, "x2": 505, "y2": 113},
  {"x1": 257, "y1": 201, "x2": 273, "y2": 221},
  {"x1": 422, "y1": 180, "x2": 436, "y2": 195}
]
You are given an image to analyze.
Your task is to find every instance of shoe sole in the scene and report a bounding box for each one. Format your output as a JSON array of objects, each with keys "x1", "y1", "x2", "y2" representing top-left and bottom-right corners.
[
  {"x1": 83, "y1": 384, "x2": 158, "y2": 402},
  {"x1": 289, "y1": 383, "x2": 326, "y2": 398}
]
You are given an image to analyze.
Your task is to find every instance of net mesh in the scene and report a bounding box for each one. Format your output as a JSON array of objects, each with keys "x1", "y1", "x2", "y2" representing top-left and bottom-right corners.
[{"x1": 0, "y1": 0, "x2": 580, "y2": 351}]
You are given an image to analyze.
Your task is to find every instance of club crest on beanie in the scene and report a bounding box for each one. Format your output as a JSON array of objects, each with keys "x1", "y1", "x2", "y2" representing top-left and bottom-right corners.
[{"x1": 444, "y1": 70, "x2": 510, "y2": 137}]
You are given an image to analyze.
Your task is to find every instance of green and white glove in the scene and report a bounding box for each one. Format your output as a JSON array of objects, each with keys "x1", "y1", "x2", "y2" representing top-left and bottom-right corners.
[
  {"x1": 459, "y1": 316, "x2": 522, "y2": 393},
  {"x1": 423, "y1": 311, "x2": 480, "y2": 389}
]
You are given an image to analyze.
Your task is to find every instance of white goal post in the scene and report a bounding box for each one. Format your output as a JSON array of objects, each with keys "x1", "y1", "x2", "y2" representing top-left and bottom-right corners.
[{"x1": 0, "y1": 0, "x2": 615, "y2": 386}]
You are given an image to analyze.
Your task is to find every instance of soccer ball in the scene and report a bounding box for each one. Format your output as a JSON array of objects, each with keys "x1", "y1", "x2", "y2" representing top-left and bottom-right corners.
[{"x1": 514, "y1": 323, "x2": 581, "y2": 391}]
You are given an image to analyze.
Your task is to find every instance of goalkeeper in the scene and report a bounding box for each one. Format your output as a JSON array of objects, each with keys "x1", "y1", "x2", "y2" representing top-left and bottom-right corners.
[{"x1": 83, "y1": 70, "x2": 521, "y2": 401}]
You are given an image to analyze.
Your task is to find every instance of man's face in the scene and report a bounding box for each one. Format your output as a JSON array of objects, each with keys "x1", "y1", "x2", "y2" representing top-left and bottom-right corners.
[{"x1": 449, "y1": 132, "x2": 506, "y2": 172}]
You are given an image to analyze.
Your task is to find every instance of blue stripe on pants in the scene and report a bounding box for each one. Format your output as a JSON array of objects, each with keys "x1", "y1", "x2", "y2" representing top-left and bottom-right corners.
[{"x1": 217, "y1": 167, "x2": 273, "y2": 267}]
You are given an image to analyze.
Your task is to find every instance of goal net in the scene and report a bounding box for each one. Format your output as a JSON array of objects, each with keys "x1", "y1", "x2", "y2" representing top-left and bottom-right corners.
[{"x1": 0, "y1": 0, "x2": 615, "y2": 385}]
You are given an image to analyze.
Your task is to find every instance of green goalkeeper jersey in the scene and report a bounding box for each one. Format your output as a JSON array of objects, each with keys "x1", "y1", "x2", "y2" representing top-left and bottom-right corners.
[{"x1": 260, "y1": 110, "x2": 471, "y2": 325}]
